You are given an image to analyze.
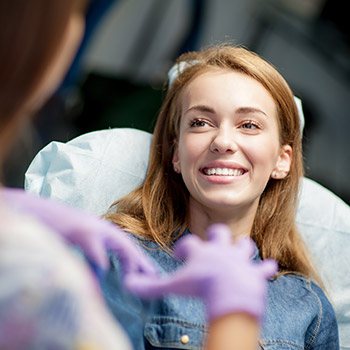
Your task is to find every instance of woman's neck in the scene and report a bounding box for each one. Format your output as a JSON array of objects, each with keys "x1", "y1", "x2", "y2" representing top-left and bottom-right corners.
[{"x1": 187, "y1": 198, "x2": 259, "y2": 241}]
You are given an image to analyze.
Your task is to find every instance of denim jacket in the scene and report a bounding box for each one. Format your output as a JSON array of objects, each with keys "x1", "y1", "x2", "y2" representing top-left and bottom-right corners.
[{"x1": 101, "y1": 230, "x2": 339, "y2": 349}]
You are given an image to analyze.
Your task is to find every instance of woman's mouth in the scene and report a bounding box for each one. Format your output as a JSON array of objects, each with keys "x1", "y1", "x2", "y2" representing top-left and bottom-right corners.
[{"x1": 202, "y1": 167, "x2": 246, "y2": 176}]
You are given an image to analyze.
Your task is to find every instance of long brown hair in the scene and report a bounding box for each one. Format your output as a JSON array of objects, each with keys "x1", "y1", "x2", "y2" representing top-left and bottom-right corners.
[
  {"x1": 106, "y1": 44, "x2": 320, "y2": 284},
  {"x1": 0, "y1": 0, "x2": 87, "y2": 163}
]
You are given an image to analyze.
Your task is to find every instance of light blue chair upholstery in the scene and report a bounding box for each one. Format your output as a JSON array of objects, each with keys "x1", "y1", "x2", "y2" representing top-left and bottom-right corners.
[
  {"x1": 25, "y1": 128, "x2": 350, "y2": 349},
  {"x1": 25, "y1": 128, "x2": 152, "y2": 216}
]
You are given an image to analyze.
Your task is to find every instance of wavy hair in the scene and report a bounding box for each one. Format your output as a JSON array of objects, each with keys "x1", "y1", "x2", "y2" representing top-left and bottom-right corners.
[{"x1": 106, "y1": 45, "x2": 320, "y2": 284}]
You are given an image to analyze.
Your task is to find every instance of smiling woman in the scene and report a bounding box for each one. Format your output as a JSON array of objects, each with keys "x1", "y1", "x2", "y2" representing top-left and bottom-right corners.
[
  {"x1": 172, "y1": 70, "x2": 292, "y2": 238},
  {"x1": 105, "y1": 44, "x2": 339, "y2": 349}
]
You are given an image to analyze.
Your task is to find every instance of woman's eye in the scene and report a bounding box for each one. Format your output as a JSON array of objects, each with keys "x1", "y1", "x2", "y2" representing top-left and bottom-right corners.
[
  {"x1": 240, "y1": 121, "x2": 260, "y2": 130},
  {"x1": 190, "y1": 119, "x2": 210, "y2": 128}
]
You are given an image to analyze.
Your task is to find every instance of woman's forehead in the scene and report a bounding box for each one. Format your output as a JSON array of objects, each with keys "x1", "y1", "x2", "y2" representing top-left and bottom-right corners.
[{"x1": 180, "y1": 70, "x2": 277, "y2": 117}]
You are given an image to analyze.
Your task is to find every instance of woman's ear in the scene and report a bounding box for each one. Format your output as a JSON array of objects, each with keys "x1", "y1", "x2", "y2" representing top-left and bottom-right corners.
[
  {"x1": 172, "y1": 144, "x2": 181, "y2": 174},
  {"x1": 271, "y1": 145, "x2": 292, "y2": 179}
]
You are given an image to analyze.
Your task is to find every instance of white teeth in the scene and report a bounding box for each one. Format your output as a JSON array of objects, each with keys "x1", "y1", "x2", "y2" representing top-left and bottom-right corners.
[{"x1": 203, "y1": 168, "x2": 244, "y2": 176}]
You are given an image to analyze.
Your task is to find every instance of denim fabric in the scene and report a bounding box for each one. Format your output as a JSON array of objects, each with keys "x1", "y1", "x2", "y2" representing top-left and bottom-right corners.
[{"x1": 101, "y1": 230, "x2": 339, "y2": 350}]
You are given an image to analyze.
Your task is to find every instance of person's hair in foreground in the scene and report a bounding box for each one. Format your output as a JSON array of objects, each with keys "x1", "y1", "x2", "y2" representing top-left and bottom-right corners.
[
  {"x1": 0, "y1": 0, "x2": 86, "y2": 164},
  {"x1": 107, "y1": 44, "x2": 320, "y2": 285}
]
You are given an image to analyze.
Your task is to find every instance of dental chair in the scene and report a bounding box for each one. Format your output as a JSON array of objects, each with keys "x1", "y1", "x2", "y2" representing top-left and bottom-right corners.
[{"x1": 25, "y1": 127, "x2": 350, "y2": 349}]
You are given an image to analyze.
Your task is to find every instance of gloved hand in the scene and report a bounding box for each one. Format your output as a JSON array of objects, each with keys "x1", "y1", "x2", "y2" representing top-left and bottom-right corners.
[
  {"x1": 1, "y1": 187, "x2": 157, "y2": 277},
  {"x1": 125, "y1": 224, "x2": 277, "y2": 322}
]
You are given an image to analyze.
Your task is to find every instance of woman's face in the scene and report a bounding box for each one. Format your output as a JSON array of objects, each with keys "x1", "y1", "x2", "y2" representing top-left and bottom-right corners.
[{"x1": 172, "y1": 70, "x2": 292, "y2": 217}]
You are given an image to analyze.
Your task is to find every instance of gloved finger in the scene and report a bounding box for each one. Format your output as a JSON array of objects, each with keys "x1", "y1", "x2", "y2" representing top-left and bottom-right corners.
[
  {"x1": 206, "y1": 224, "x2": 232, "y2": 244},
  {"x1": 173, "y1": 234, "x2": 203, "y2": 260},
  {"x1": 257, "y1": 258, "x2": 278, "y2": 279},
  {"x1": 129, "y1": 253, "x2": 159, "y2": 276},
  {"x1": 125, "y1": 270, "x2": 196, "y2": 299},
  {"x1": 235, "y1": 237, "x2": 256, "y2": 259},
  {"x1": 112, "y1": 246, "x2": 158, "y2": 276},
  {"x1": 78, "y1": 234, "x2": 110, "y2": 270},
  {"x1": 104, "y1": 232, "x2": 158, "y2": 275}
]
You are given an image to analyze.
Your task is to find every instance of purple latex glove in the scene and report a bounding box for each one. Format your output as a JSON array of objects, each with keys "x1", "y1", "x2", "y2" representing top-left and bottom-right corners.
[
  {"x1": 1, "y1": 187, "x2": 157, "y2": 277},
  {"x1": 126, "y1": 224, "x2": 277, "y2": 322}
]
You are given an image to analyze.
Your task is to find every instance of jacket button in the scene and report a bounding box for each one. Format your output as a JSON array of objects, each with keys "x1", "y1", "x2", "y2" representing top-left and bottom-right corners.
[{"x1": 181, "y1": 335, "x2": 190, "y2": 344}]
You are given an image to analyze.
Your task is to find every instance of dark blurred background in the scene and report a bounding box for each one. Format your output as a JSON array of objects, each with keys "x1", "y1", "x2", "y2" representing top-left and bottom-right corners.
[{"x1": 4, "y1": 0, "x2": 350, "y2": 205}]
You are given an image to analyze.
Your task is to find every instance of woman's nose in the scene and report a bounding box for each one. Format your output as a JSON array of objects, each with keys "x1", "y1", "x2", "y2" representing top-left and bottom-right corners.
[{"x1": 209, "y1": 128, "x2": 238, "y2": 154}]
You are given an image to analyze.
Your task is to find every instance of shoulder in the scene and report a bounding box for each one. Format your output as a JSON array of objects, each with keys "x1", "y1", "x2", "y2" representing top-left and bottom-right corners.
[
  {"x1": 303, "y1": 277, "x2": 339, "y2": 349},
  {"x1": 1, "y1": 207, "x2": 69, "y2": 257},
  {"x1": 277, "y1": 274, "x2": 337, "y2": 323},
  {"x1": 262, "y1": 273, "x2": 339, "y2": 349}
]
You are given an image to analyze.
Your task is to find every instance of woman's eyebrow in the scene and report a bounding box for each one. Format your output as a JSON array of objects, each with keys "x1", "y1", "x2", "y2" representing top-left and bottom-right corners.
[
  {"x1": 185, "y1": 105, "x2": 215, "y2": 114},
  {"x1": 184, "y1": 105, "x2": 268, "y2": 117},
  {"x1": 235, "y1": 106, "x2": 267, "y2": 117}
]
